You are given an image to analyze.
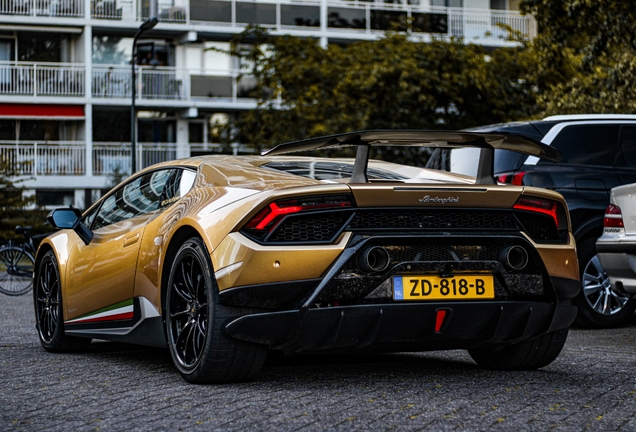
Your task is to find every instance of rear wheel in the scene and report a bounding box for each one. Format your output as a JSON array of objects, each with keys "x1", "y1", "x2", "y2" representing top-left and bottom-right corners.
[
  {"x1": 34, "y1": 251, "x2": 91, "y2": 352},
  {"x1": 165, "y1": 237, "x2": 267, "y2": 383},
  {"x1": 468, "y1": 328, "x2": 568, "y2": 370},
  {"x1": 0, "y1": 245, "x2": 35, "y2": 296},
  {"x1": 573, "y1": 237, "x2": 636, "y2": 328}
]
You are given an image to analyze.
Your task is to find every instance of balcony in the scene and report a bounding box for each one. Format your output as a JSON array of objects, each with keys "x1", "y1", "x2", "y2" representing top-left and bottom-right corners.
[
  {"x1": 93, "y1": 142, "x2": 177, "y2": 175},
  {"x1": 0, "y1": 0, "x2": 83, "y2": 17},
  {"x1": 0, "y1": 62, "x2": 85, "y2": 97},
  {"x1": 0, "y1": 141, "x2": 178, "y2": 176},
  {"x1": 185, "y1": 0, "x2": 536, "y2": 42},
  {"x1": 92, "y1": 0, "x2": 188, "y2": 21},
  {"x1": 0, "y1": 62, "x2": 255, "y2": 103},
  {"x1": 92, "y1": 65, "x2": 256, "y2": 102},
  {"x1": 0, "y1": 142, "x2": 260, "y2": 178}
]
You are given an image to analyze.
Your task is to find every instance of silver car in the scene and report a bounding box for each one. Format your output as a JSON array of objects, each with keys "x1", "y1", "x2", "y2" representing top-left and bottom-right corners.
[{"x1": 596, "y1": 183, "x2": 636, "y2": 323}]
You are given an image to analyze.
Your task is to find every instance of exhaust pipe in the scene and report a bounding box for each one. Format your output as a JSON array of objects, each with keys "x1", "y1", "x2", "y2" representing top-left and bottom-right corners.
[
  {"x1": 358, "y1": 246, "x2": 391, "y2": 273},
  {"x1": 499, "y1": 245, "x2": 528, "y2": 271}
]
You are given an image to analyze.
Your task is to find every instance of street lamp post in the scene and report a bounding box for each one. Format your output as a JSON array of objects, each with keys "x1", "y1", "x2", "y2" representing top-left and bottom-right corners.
[{"x1": 131, "y1": 17, "x2": 158, "y2": 175}]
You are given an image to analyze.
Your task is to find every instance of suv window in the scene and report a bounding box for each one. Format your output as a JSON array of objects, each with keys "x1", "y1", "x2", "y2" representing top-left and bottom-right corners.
[
  {"x1": 618, "y1": 126, "x2": 636, "y2": 168},
  {"x1": 493, "y1": 150, "x2": 527, "y2": 173},
  {"x1": 540, "y1": 125, "x2": 620, "y2": 166}
]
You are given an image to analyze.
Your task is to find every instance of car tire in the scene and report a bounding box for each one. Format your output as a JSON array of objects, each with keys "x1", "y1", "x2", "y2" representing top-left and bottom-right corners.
[
  {"x1": 165, "y1": 237, "x2": 267, "y2": 383},
  {"x1": 33, "y1": 250, "x2": 92, "y2": 353},
  {"x1": 468, "y1": 328, "x2": 568, "y2": 370},
  {"x1": 573, "y1": 236, "x2": 636, "y2": 328}
]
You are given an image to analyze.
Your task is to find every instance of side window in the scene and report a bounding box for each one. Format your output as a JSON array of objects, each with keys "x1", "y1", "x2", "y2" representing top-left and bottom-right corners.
[
  {"x1": 161, "y1": 169, "x2": 196, "y2": 207},
  {"x1": 92, "y1": 169, "x2": 172, "y2": 230},
  {"x1": 541, "y1": 125, "x2": 619, "y2": 166},
  {"x1": 618, "y1": 126, "x2": 636, "y2": 168},
  {"x1": 82, "y1": 206, "x2": 99, "y2": 229}
]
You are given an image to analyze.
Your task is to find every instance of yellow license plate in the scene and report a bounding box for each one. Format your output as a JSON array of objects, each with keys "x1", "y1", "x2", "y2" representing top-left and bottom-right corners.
[{"x1": 393, "y1": 275, "x2": 494, "y2": 301}]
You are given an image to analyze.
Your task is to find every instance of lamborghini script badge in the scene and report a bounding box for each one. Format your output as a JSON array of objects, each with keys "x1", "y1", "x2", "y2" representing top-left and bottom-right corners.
[{"x1": 419, "y1": 195, "x2": 460, "y2": 204}]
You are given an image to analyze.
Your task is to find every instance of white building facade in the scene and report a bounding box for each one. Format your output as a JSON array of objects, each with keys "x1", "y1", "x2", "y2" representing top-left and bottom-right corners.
[{"x1": 0, "y1": 0, "x2": 535, "y2": 209}]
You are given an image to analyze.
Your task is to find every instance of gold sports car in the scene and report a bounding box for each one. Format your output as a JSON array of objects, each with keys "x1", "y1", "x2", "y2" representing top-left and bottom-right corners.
[{"x1": 35, "y1": 131, "x2": 580, "y2": 383}]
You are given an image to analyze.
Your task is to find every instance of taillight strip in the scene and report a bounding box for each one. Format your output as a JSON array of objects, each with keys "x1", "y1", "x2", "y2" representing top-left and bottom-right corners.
[{"x1": 513, "y1": 203, "x2": 559, "y2": 227}]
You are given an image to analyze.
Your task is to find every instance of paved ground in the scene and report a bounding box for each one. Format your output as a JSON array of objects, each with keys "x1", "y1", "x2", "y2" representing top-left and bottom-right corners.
[{"x1": 2, "y1": 293, "x2": 636, "y2": 431}]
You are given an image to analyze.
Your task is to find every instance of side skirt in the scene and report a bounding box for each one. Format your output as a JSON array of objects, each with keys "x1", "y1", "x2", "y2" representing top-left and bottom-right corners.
[{"x1": 64, "y1": 297, "x2": 167, "y2": 348}]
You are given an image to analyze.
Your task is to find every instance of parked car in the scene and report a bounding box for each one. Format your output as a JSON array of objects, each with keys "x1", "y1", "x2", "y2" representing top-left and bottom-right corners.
[
  {"x1": 35, "y1": 130, "x2": 579, "y2": 383},
  {"x1": 596, "y1": 183, "x2": 636, "y2": 317},
  {"x1": 427, "y1": 115, "x2": 636, "y2": 328}
]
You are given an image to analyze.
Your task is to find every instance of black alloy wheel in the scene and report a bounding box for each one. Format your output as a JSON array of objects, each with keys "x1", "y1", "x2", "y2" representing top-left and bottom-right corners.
[
  {"x1": 167, "y1": 244, "x2": 209, "y2": 370},
  {"x1": 34, "y1": 251, "x2": 91, "y2": 352},
  {"x1": 165, "y1": 238, "x2": 267, "y2": 383}
]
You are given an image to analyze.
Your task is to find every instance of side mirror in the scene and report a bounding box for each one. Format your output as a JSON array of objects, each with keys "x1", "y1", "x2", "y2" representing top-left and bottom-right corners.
[{"x1": 47, "y1": 208, "x2": 93, "y2": 245}]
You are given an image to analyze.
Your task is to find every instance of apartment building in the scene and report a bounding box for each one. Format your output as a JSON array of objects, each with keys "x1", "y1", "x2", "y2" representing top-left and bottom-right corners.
[{"x1": 0, "y1": 0, "x2": 535, "y2": 209}]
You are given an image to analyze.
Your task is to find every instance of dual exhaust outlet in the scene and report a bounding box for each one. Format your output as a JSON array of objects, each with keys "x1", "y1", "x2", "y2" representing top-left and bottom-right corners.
[{"x1": 357, "y1": 245, "x2": 529, "y2": 273}]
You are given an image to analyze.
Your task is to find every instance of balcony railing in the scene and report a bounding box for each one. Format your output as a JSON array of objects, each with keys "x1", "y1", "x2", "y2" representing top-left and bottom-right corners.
[
  {"x1": 1, "y1": 0, "x2": 536, "y2": 42},
  {"x1": 92, "y1": 65, "x2": 256, "y2": 101},
  {"x1": 0, "y1": 0, "x2": 83, "y2": 16},
  {"x1": 0, "y1": 62, "x2": 254, "y2": 101},
  {"x1": 0, "y1": 142, "x2": 181, "y2": 176},
  {"x1": 0, "y1": 142, "x2": 259, "y2": 177},
  {"x1": 93, "y1": 142, "x2": 177, "y2": 175},
  {"x1": 0, "y1": 62, "x2": 85, "y2": 97},
  {"x1": 184, "y1": 0, "x2": 536, "y2": 41},
  {"x1": 0, "y1": 141, "x2": 85, "y2": 176}
]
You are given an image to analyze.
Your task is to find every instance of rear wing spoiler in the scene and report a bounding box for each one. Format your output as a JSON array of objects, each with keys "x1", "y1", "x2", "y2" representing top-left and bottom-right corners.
[{"x1": 262, "y1": 130, "x2": 561, "y2": 185}]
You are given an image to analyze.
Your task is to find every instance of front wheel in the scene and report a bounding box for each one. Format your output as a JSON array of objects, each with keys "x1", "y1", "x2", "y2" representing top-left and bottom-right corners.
[
  {"x1": 165, "y1": 237, "x2": 267, "y2": 383},
  {"x1": 573, "y1": 237, "x2": 636, "y2": 328},
  {"x1": 0, "y1": 245, "x2": 35, "y2": 296},
  {"x1": 34, "y1": 251, "x2": 91, "y2": 352},
  {"x1": 468, "y1": 328, "x2": 569, "y2": 370}
]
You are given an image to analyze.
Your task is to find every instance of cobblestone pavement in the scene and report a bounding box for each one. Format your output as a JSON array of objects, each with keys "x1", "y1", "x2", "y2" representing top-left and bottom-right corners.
[{"x1": 3, "y1": 293, "x2": 636, "y2": 431}]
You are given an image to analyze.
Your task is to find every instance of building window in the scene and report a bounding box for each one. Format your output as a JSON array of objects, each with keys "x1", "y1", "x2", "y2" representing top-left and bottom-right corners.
[
  {"x1": 18, "y1": 32, "x2": 62, "y2": 62},
  {"x1": 431, "y1": 0, "x2": 463, "y2": 7},
  {"x1": 36, "y1": 190, "x2": 74, "y2": 206},
  {"x1": 490, "y1": 0, "x2": 506, "y2": 10}
]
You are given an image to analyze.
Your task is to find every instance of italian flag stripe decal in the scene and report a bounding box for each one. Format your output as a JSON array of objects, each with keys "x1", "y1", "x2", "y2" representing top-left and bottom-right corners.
[{"x1": 66, "y1": 299, "x2": 134, "y2": 324}]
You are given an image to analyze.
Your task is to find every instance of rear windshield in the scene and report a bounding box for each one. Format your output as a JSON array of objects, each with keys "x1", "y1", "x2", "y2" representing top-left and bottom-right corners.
[{"x1": 263, "y1": 161, "x2": 409, "y2": 181}]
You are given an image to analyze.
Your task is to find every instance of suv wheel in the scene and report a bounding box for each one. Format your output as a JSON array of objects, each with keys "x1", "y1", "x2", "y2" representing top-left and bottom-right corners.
[{"x1": 573, "y1": 237, "x2": 636, "y2": 328}]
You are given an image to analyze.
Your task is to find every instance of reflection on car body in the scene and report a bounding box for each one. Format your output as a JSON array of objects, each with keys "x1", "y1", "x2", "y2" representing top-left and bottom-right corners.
[{"x1": 34, "y1": 130, "x2": 580, "y2": 383}]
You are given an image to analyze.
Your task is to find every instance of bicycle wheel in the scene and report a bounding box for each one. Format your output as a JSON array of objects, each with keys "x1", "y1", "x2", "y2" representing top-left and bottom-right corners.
[{"x1": 0, "y1": 246, "x2": 35, "y2": 296}]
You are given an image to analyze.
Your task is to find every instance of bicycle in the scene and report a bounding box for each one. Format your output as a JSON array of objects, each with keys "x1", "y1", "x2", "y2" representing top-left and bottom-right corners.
[{"x1": 0, "y1": 226, "x2": 37, "y2": 296}]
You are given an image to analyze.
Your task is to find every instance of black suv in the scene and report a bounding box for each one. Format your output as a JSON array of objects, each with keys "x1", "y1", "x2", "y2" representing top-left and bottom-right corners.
[{"x1": 427, "y1": 115, "x2": 636, "y2": 328}]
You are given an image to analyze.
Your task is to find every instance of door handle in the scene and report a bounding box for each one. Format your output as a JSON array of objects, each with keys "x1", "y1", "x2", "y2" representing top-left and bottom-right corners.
[{"x1": 123, "y1": 233, "x2": 140, "y2": 247}]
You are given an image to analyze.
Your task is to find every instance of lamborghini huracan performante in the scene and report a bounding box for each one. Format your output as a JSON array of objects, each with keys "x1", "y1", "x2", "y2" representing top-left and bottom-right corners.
[{"x1": 34, "y1": 131, "x2": 581, "y2": 383}]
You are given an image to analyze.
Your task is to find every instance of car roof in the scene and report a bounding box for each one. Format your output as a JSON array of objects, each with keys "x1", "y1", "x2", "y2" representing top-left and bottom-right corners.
[{"x1": 543, "y1": 114, "x2": 636, "y2": 121}]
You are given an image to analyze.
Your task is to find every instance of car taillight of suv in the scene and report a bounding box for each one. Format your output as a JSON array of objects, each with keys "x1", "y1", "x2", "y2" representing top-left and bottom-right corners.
[{"x1": 495, "y1": 172, "x2": 526, "y2": 186}]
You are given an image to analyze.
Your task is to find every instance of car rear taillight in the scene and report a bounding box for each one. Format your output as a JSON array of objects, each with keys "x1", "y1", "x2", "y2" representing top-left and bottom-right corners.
[
  {"x1": 243, "y1": 194, "x2": 355, "y2": 232},
  {"x1": 513, "y1": 195, "x2": 567, "y2": 231},
  {"x1": 604, "y1": 204, "x2": 624, "y2": 228},
  {"x1": 495, "y1": 172, "x2": 526, "y2": 186}
]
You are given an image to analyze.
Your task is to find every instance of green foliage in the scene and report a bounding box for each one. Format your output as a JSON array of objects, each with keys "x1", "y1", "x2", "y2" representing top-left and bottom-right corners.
[
  {"x1": 521, "y1": 0, "x2": 636, "y2": 114},
  {"x1": 0, "y1": 157, "x2": 48, "y2": 243},
  {"x1": 225, "y1": 29, "x2": 542, "y2": 160}
]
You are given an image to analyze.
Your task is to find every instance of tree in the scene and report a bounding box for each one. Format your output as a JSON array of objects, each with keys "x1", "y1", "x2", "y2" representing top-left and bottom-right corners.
[
  {"x1": 223, "y1": 28, "x2": 542, "y2": 161},
  {"x1": 0, "y1": 157, "x2": 48, "y2": 242},
  {"x1": 521, "y1": 0, "x2": 636, "y2": 114}
]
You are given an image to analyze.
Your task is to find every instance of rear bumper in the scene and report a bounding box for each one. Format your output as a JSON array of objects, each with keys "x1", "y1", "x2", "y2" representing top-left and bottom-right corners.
[
  {"x1": 224, "y1": 301, "x2": 578, "y2": 354},
  {"x1": 597, "y1": 251, "x2": 636, "y2": 294}
]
